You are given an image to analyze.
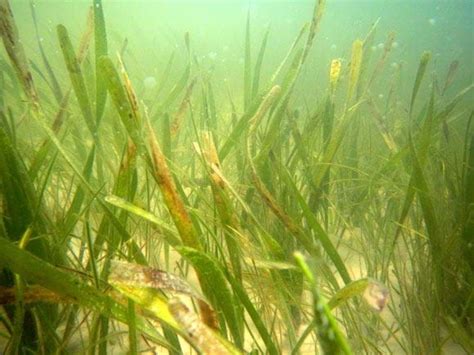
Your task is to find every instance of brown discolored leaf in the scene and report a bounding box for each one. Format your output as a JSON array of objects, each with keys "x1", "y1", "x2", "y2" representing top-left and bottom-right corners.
[{"x1": 168, "y1": 297, "x2": 240, "y2": 355}]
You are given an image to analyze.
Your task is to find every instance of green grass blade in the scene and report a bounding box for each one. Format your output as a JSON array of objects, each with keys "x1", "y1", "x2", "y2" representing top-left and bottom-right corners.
[
  {"x1": 29, "y1": 59, "x2": 57, "y2": 105},
  {"x1": 57, "y1": 24, "x2": 96, "y2": 136},
  {"x1": 7, "y1": 228, "x2": 31, "y2": 355},
  {"x1": 251, "y1": 26, "x2": 269, "y2": 100},
  {"x1": 294, "y1": 252, "x2": 352, "y2": 355},
  {"x1": 93, "y1": 0, "x2": 108, "y2": 123},
  {"x1": 218, "y1": 97, "x2": 262, "y2": 161},
  {"x1": 160, "y1": 44, "x2": 190, "y2": 112},
  {"x1": 460, "y1": 118, "x2": 474, "y2": 324},
  {"x1": 0, "y1": 236, "x2": 174, "y2": 350},
  {"x1": 391, "y1": 88, "x2": 436, "y2": 253},
  {"x1": 244, "y1": 9, "x2": 252, "y2": 110},
  {"x1": 409, "y1": 51, "x2": 431, "y2": 116},
  {"x1": 0, "y1": 126, "x2": 48, "y2": 256},
  {"x1": 327, "y1": 278, "x2": 370, "y2": 310},
  {"x1": 153, "y1": 49, "x2": 176, "y2": 101},
  {"x1": 177, "y1": 246, "x2": 244, "y2": 349},
  {"x1": 61, "y1": 143, "x2": 96, "y2": 240},
  {"x1": 270, "y1": 23, "x2": 307, "y2": 85},
  {"x1": 225, "y1": 273, "x2": 279, "y2": 354},
  {"x1": 0, "y1": 69, "x2": 4, "y2": 110},
  {"x1": 0, "y1": 58, "x2": 20, "y2": 95},
  {"x1": 104, "y1": 195, "x2": 181, "y2": 246},
  {"x1": 461, "y1": 113, "x2": 474, "y2": 265},
  {"x1": 31, "y1": 110, "x2": 134, "y2": 247},
  {"x1": 279, "y1": 164, "x2": 350, "y2": 285},
  {"x1": 312, "y1": 101, "x2": 364, "y2": 196},
  {"x1": 346, "y1": 39, "x2": 363, "y2": 105},
  {"x1": 408, "y1": 134, "x2": 441, "y2": 271},
  {"x1": 30, "y1": 0, "x2": 63, "y2": 103},
  {"x1": 293, "y1": 275, "x2": 389, "y2": 355}
]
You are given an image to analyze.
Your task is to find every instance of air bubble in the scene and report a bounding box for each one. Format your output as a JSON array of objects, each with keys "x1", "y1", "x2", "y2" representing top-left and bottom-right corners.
[
  {"x1": 208, "y1": 51, "x2": 217, "y2": 61},
  {"x1": 363, "y1": 279, "x2": 389, "y2": 312},
  {"x1": 143, "y1": 76, "x2": 157, "y2": 89}
]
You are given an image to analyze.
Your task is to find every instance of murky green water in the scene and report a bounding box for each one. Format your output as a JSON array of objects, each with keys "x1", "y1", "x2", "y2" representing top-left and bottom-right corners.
[
  {"x1": 0, "y1": 0, "x2": 473, "y2": 354},
  {"x1": 9, "y1": 0, "x2": 473, "y2": 102}
]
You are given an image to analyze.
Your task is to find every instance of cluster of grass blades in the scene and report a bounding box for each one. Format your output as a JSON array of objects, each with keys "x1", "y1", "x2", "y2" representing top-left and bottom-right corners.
[{"x1": 0, "y1": 0, "x2": 473, "y2": 353}]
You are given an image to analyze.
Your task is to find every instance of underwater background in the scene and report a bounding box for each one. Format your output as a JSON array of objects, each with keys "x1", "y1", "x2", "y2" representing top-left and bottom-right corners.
[
  {"x1": 0, "y1": 0, "x2": 473, "y2": 354},
  {"x1": 9, "y1": 1, "x2": 474, "y2": 104}
]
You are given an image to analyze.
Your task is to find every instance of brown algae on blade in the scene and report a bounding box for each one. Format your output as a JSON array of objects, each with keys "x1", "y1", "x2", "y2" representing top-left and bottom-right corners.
[
  {"x1": 248, "y1": 85, "x2": 281, "y2": 131},
  {"x1": 367, "y1": 31, "x2": 396, "y2": 87},
  {"x1": 302, "y1": 0, "x2": 326, "y2": 62},
  {"x1": 442, "y1": 60, "x2": 459, "y2": 95},
  {"x1": 146, "y1": 110, "x2": 202, "y2": 251},
  {"x1": 170, "y1": 78, "x2": 196, "y2": 137},
  {"x1": 109, "y1": 260, "x2": 201, "y2": 299},
  {"x1": 195, "y1": 131, "x2": 243, "y2": 279},
  {"x1": 0, "y1": 285, "x2": 67, "y2": 305},
  {"x1": 76, "y1": 6, "x2": 95, "y2": 61},
  {"x1": 109, "y1": 260, "x2": 220, "y2": 334},
  {"x1": 246, "y1": 85, "x2": 319, "y2": 255},
  {"x1": 117, "y1": 54, "x2": 141, "y2": 124},
  {"x1": 99, "y1": 55, "x2": 142, "y2": 146},
  {"x1": 0, "y1": 0, "x2": 39, "y2": 107}
]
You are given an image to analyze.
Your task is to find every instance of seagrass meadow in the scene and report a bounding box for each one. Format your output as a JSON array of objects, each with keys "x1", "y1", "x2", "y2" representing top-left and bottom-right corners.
[{"x1": 0, "y1": 0, "x2": 473, "y2": 353}]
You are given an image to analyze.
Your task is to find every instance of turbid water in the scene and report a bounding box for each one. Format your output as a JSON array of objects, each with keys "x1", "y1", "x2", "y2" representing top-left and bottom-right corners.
[
  {"x1": 0, "y1": 0, "x2": 473, "y2": 354},
  {"x1": 9, "y1": 1, "x2": 473, "y2": 104}
]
